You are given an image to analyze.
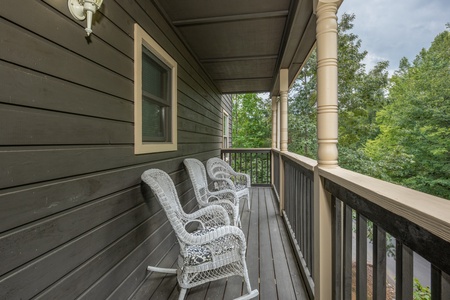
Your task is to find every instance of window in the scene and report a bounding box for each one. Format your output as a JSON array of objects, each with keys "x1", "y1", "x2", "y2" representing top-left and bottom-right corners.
[
  {"x1": 223, "y1": 110, "x2": 230, "y2": 148},
  {"x1": 134, "y1": 24, "x2": 177, "y2": 154}
]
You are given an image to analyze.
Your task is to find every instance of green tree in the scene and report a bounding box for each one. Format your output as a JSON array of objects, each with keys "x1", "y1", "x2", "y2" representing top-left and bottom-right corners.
[
  {"x1": 336, "y1": 14, "x2": 390, "y2": 172},
  {"x1": 413, "y1": 278, "x2": 431, "y2": 300},
  {"x1": 365, "y1": 28, "x2": 450, "y2": 199},
  {"x1": 289, "y1": 13, "x2": 390, "y2": 173},
  {"x1": 232, "y1": 93, "x2": 271, "y2": 148},
  {"x1": 288, "y1": 51, "x2": 318, "y2": 158}
]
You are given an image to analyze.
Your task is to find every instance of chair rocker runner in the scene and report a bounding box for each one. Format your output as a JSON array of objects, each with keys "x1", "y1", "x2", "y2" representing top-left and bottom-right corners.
[
  {"x1": 183, "y1": 158, "x2": 241, "y2": 227},
  {"x1": 206, "y1": 157, "x2": 251, "y2": 210},
  {"x1": 141, "y1": 169, "x2": 258, "y2": 300}
]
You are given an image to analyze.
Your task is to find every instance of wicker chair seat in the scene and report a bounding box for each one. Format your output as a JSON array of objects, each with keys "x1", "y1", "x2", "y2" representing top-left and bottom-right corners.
[{"x1": 184, "y1": 226, "x2": 237, "y2": 266}]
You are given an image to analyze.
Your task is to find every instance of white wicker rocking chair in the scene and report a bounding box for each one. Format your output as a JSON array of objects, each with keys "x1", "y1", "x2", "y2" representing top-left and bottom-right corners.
[
  {"x1": 183, "y1": 158, "x2": 241, "y2": 227},
  {"x1": 141, "y1": 169, "x2": 258, "y2": 300},
  {"x1": 206, "y1": 157, "x2": 251, "y2": 210}
]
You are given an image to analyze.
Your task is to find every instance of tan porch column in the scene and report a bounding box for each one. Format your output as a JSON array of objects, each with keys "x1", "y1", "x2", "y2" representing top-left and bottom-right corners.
[
  {"x1": 314, "y1": 0, "x2": 340, "y2": 299},
  {"x1": 271, "y1": 96, "x2": 278, "y2": 149},
  {"x1": 271, "y1": 95, "x2": 278, "y2": 190},
  {"x1": 277, "y1": 99, "x2": 281, "y2": 149},
  {"x1": 316, "y1": 0, "x2": 339, "y2": 167},
  {"x1": 279, "y1": 69, "x2": 289, "y2": 213},
  {"x1": 280, "y1": 69, "x2": 289, "y2": 152}
]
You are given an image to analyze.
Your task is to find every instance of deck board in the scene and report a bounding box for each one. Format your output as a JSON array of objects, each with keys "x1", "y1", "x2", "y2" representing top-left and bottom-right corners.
[
  {"x1": 259, "y1": 188, "x2": 278, "y2": 300},
  {"x1": 266, "y1": 188, "x2": 298, "y2": 300},
  {"x1": 132, "y1": 187, "x2": 310, "y2": 299},
  {"x1": 246, "y1": 187, "x2": 261, "y2": 295}
]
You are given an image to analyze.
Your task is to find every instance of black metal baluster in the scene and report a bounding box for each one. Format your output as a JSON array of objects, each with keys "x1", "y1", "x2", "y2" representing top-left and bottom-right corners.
[
  {"x1": 442, "y1": 271, "x2": 450, "y2": 299},
  {"x1": 255, "y1": 153, "x2": 258, "y2": 184},
  {"x1": 343, "y1": 205, "x2": 353, "y2": 300},
  {"x1": 431, "y1": 265, "x2": 442, "y2": 300},
  {"x1": 298, "y1": 169, "x2": 302, "y2": 266},
  {"x1": 395, "y1": 241, "x2": 413, "y2": 300},
  {"x1": 356, "y1": 213, "x2": 368, "y2": 300},
  {"x1": 309, "y1": 177, "x2": 314, "y2": 276},
  {"x1": 332, "y1": 196, "x2": 342, "y2": 300},
  {"x1": 373, "y1": 225, "x2": 386, "y2": 300},
  {"x1": 304, "y1": 172, "x2": 310, "y2": 269}
]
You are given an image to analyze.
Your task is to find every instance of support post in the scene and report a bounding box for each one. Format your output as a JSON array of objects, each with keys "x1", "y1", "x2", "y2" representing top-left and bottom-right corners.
[
  {"x1": 314, "y1": 1, "x2": 340, "y2": 299},
  {"x1": 279, "y1": 69, "x2": 289, "y2": 213},
  {"x1": 280, "y1": 69, "x2": 289, "y2": 152},
  {"x1": 277, "y1": 99, "x2": 281, "y2": 149},
  {"x1": 316, "y1": 0, "x2": 339, "y2": 167},
  {"x1": 271, "y1": 96, "x2": 278, "y2": 149},
  {"x1": 279, "y1": 153, "x2": 285, "y2": 214},
  {"x1": 271, "y1": 96, "x2": 278, "y2": 187}
]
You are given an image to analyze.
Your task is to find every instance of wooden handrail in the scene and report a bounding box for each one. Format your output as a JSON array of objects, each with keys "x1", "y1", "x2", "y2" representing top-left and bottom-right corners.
[{"x1": 319, "y1": 166, "x2": 450, "y2": 244}]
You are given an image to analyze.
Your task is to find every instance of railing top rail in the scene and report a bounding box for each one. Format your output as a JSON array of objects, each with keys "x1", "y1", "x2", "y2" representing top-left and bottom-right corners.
[
  {"x1": 319, "y1": 166, "x2": 450, "y2": 244},
  {"x1": 277, "y1": 150, "x2": 317, "y2": 171},
  {"x1": 221, "y1": 148, "x2": 271, "y2": 153}
]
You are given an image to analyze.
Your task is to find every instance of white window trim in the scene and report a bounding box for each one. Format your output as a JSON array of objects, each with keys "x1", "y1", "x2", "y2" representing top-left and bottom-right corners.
[
  {"x1": 134, "y1": 24, "x2": 177, "y2": 154},
  {"x1": 223, "y1": 110, "x2": 230, "y2": 148}
]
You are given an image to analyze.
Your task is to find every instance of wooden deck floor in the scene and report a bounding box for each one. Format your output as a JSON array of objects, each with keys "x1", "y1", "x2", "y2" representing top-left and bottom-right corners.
[{"x1": 131, "y1": 187, "x2": 310, "y2": 300}]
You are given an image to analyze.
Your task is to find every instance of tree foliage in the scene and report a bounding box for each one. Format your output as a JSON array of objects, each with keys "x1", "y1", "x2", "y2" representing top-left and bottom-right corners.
[
  {"x1": 232, "y1": 93, "x2": 271, "y2": 148},
  {"x1": 335, "y1": 14, "x2": 390, "y2": 174},
  {"x1": 288, "y1": 15, "x2": 449, "y2": 199},
  {"x1": 233, "y1": 16, "x2": 449, "y2": 199},
  {"x1": 289, "y1": 13, "x2": 390, "y2": 172},
  {"x1": 288, "y1": 51, "x2": 318, "y2": 158},
  {"x1": 365, "y1": 29, "x2": 450, "y2": 199}
]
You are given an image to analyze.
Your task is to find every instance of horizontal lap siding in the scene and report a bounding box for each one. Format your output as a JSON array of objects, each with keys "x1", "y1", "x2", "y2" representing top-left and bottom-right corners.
[{"x1": 0, "y1": 0, "x2": 223, "y2": 299}]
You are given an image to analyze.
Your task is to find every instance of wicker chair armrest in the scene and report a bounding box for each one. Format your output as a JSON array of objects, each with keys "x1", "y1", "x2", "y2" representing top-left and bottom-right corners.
[
  {"x1": 213, "y1": 170, "x2": 231, "y2": 179},
  {"x1": 212, "y1": 177, "x2": 237, "y2": 191},
  {"x1": 184, "y1": 219, "x2": 206, "y2": 230},
  {"x1": 220, "y1": 167, "x2": 248, "y2": 180},
  {"x1": 232, "y1": 173, "x2": 251, "y2": 187},
  {"x1": 208, "y1": 189, "x2": 238, "y2": 204},
  {"x1": 214, "y1": 171, "x2": 250, "y2": 188},
  {"x1": 187, "y1": 204, "x2": 230, "y2": 226}
]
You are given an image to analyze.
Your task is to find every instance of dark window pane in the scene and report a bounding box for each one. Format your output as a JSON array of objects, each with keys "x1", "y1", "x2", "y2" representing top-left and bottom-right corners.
[
  {"x1": 142, "y1": 97, "x2": 168, "y2": 142},
  {"x1": 141, "y1": 45, "x2": 172, "y2": 142},
  {"x1": 142, "y1": 47, "x2": 170, "y2": 104}
]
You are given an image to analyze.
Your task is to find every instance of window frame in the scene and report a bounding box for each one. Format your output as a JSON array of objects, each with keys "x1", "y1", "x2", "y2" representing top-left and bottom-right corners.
[
  {"x1": 223, "y1": 110, "x2": 230, "y2": 148},
  {"x1": 134, "y1": 23, "x2": 177, "y2": 154}
]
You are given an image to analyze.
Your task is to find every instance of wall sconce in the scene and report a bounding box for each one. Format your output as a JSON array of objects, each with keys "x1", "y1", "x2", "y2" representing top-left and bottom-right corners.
[{"x1": 68, "y1": 0, "x2": 103, "y2": 36}]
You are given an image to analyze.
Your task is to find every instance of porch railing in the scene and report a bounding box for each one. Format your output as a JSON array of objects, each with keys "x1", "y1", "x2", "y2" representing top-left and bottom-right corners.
[
  {"x1": 322, "y1": 168, "x2": 450, "y2": 300},
  {"x1": 221, "y1": 148, "x2": 271, "y2": 186},
  {"x1": 220, "y1": 148, "x2": 450, "y2": 300},
  {"x1": 278, "y1": 151, "x2": 316, "y2": 298},
  {"x1": 272, "y1": 150, "x2": 280, "y2": 196}
]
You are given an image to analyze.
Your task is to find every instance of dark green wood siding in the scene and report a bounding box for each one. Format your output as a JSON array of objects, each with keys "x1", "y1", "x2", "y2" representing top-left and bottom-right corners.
[{"x1": 0, "y1": 0, "x2": 224, "y2": 298}]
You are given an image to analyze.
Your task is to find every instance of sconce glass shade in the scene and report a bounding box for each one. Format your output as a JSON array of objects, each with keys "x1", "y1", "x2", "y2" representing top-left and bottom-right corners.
[{"x1": 68, "y1": 0, "x2": 103, "y2": 36}]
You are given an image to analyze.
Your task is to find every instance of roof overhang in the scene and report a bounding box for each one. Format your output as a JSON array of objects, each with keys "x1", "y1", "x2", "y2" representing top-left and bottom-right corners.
[{"x1": 153, "y1": 0, "x2": 318, "y2": 96}]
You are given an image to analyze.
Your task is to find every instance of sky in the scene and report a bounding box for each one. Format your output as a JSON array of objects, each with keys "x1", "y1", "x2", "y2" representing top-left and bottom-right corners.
[{"x1": 337, "y1": 0, "x2": 449, "y2": 75}]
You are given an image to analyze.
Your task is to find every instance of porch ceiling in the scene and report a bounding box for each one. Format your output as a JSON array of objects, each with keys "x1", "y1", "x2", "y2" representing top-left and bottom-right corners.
[{"x1": 153, "y1": 0, "x2": 317, "y2": 95}]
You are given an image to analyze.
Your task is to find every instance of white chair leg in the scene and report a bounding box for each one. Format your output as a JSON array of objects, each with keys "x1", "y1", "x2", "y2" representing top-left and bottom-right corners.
[
  {"x1": 147, "y1": 266, "x2": 177, "y2": 274},
  {"x1": 245, "y1": 189, "x2": 251, "y2": 210},
  {"x1": 239, "y1": 257, "x2": 258, "y2": 300},
  {"x1": 178, "y1": 288, "x2": 187, "y2": 300}
]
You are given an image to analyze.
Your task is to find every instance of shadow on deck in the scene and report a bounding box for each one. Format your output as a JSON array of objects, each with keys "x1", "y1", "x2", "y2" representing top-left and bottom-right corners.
[{"x1": 131, "y1": 187, "x2": 310, "y2": 300}]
